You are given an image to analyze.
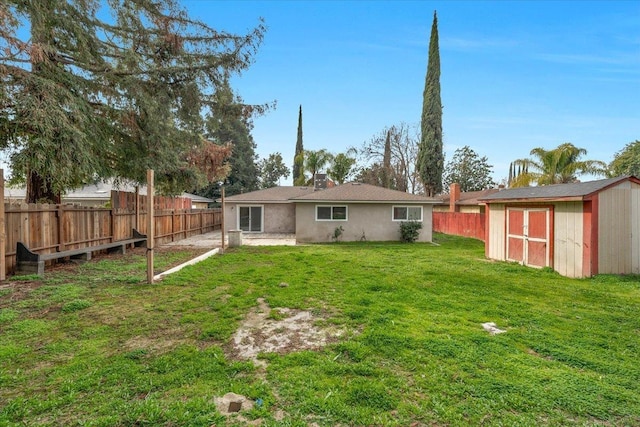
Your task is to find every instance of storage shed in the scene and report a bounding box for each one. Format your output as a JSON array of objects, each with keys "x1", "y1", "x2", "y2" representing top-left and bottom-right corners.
[{"x1": 479, "y1": 176, "x2": 640, "y2": 278}]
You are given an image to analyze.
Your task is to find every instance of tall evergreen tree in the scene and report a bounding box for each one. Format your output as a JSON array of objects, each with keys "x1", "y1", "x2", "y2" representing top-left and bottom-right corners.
[
  {"x1": 0, "y1": 0, "x2": 266, "y2": 202},
  {"x1": 382, "y1": 129, "x2": 393, "y2": 188},
  {"x1": 293, "y1": 105, "x2": 305, "y2": 185},
  {"x1": 195, "y1": 86, "x2": 259, "y2": 199},
  {"x1": 417, "y1": 11, "x2": 444, "y2": 197}
]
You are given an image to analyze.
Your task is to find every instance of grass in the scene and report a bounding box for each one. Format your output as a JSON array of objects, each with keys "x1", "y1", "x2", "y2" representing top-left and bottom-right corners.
[{"x1": 0, "y1": 235, "x2": 639, "y2": 426}]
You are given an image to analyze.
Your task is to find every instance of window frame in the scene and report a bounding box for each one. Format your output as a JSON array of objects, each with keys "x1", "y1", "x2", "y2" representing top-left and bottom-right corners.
[
  {"x1": 237, "y1": 204, "x2": 264, "y2": 232},
  {"x1": 315, "y1": 205, "x2": 348, "y2": 221},
  {"x1": 392, "y1": 205, "x2": 423, "y2": 222}
]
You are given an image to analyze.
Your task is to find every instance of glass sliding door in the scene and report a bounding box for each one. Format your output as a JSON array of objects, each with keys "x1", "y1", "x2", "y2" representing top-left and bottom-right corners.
[{"x1": 238, "y1": 206, "x2": 263, "y2": 232}]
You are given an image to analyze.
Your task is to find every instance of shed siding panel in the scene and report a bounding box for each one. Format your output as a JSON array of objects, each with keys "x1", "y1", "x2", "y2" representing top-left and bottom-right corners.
[
  {"x1": 632, "y1": 182, "x2": 640, "y2": 274},
  {"x1": 598, "y1": 183, "x2": 631, "y2": 274},
  {"x1": 487, "y1": 204, "x2": 505, "y2": 260},
  {"x1": 553, "y1": 202, "x2": 583, "y2": 278}
]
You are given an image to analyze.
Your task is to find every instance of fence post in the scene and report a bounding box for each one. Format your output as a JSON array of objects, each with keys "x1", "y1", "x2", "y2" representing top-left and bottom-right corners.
[
  {"x1": 56, "y1": 204, "x2": 65, "y2": 251},
  {"x1": 146, "y1": 170, "x2": 154, "y2": 284},
  {"x1": 135, "y1": 186, "x2": 140, "y2": 232},
  {"x1": 19, "y1": 202, "x2": 29, "y2": 247},
  {"x1": 0, "y1": 169, "x2": 5, "y2": 281},
  {"x1": 171, "y1": 208, "x2": 175, "y2": 242},
  {"x1": 221, "y1": 187, "x2": 225, "y2": 253}
]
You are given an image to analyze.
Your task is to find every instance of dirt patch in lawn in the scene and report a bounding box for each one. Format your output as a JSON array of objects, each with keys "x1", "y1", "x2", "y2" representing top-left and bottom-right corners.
[{"x1": 226, "y1": 298, "x2": 345, "y2": 367}]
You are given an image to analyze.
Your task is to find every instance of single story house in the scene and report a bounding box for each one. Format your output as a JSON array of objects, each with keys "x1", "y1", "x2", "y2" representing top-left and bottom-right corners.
[
  {"x1": 224, "y1": 182, "x2": 441, "y2": 243},
  {"x1": 4, "y1": 180, "x2": 214, "y2": 209},
  {"x1": 480, "y1": 175, "x2": 640, "y2": 278}
]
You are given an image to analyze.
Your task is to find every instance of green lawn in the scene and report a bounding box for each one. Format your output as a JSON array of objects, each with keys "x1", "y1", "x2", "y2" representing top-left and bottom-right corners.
[{"x1": 1, "y1": 235, "x2": 639, "y2": 426}]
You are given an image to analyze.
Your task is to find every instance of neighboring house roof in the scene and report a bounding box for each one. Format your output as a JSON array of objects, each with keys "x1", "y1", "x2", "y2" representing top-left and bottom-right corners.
[
  {"x1": 185, "y1": 193, "x2": 215, "y2": 204},
  {"x1": 3, "y1": 180, "x2": 214, "y2": 204},
  {"x1": 291, "y1": 182, "x2": 441, "y2": 204},
  {"x1": 224, "y1": 186, "x2": 317, "y2": 203},
  {"x1": 437, "y1": 188, "x2": 500, "y2": 206},
  {"x1": 480, "y1": 176, "x2": 638, "y2": 203}
]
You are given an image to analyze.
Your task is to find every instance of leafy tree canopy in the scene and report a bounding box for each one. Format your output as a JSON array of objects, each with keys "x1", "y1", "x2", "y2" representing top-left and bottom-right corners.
[
  {"x1": 609, "y1": 140, "x2": 640, "y2": 177},
  {"x1": 443, "y1": 146, "x2": 495, "y2": 192},
  {"x1": 328, "y1": 152, "x2": 356, "y2": 185},
  {"x1": 0, "y1": 0, "x2": 267, "y2": 201},
  {"x1": 258, "y1": 152, "x2": 290, "y2": 188}
]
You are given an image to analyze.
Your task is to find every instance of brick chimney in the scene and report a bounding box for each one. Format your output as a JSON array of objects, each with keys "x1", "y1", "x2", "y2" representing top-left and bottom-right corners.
[{"x1": 450, "y1": 183, "x2": 460, "y2": 212}]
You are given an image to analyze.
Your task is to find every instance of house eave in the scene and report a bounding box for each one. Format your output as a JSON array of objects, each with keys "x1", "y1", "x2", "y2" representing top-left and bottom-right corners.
[
  {"x1": 481, "y1": 196, "x2": 585, "y2": 204},
  {"x1": 292, "y1": 199, "x2": 442, "y2": 204},
  {"x1": 225, "y1": 200, "x2": 294, "y2": 204}
]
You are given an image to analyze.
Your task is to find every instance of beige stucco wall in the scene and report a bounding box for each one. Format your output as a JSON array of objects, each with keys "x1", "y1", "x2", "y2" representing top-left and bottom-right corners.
[
  {"x1": 598, "y1": 181, "x2": 639, "y2": 274},
  {"x1": 224, "y1": 203, "x2": 296, "y2": 233},
  {"x1": 264, "y1": 203, "x2": 297, "y2": 233},
  {"x1": 295, "y1": 203, "x2": 433, "y2": 243}
]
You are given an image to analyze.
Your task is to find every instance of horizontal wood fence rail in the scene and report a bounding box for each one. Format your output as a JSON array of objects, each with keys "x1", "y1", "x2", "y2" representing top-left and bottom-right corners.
[
  {"x1": 2, "y1": 191, "x2": 221, "y2": 277},
  {"x1": 433, "y1": 212, "x2": 485, "y2": 241}
]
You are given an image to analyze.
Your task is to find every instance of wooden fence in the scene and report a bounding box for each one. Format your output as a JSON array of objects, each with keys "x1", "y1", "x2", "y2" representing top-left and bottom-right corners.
[
  {"x1": 433, "y1": 212, "x2": 485, "y2": 241},
  {"x1": 2, "y1": 190, "x2": 221, "y2": 277}
]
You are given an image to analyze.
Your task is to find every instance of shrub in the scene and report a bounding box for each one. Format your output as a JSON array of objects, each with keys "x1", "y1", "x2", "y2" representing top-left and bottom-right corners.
[
  {"x1": 399, "y1": 221, "x2": 422, "y2": 243},
  {"x1": 332, "y1": 226, "x2": 344, "y2": 242}
]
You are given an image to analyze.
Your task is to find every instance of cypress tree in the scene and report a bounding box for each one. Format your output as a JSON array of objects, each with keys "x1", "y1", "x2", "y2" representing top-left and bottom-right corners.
[
  {"x1": 293, "y1": 105, "x2": 305, "y2": 185},
  {"x1": 508, "y1": 162, "x2": 514, "y2": 186},
  {"x1": 382, "y1": 129, "x2": 393, "y2": 188},
  {"x1": 417, "y1": 11, "x2": 444, "y2": 197}
]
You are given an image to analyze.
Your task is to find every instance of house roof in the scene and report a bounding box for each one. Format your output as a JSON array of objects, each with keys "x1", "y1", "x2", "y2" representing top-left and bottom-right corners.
[
  {"x1": 437, "y1": 188, "x2": 500, "y2": 206},
  {"x1": 4, "y1": 180, "x2": 215, "y2": 203},
  {"x1": 480, "y1": 176, "x2": 638, "y2": 203},
  {"x1": 224, "y1": 186, "x2": 317, "y2": 203},
  {"x1": 290, "y1": 182, "x2": 441, "y2": 204}
]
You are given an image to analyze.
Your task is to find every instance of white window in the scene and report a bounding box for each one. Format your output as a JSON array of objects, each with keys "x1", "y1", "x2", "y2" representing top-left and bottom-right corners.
[
  {"x1": 392, "y1": 206, "x2": 423, "y2": 221},
  {"x1": 316, "y1": 205, "x2": 348, "y2": 221}
]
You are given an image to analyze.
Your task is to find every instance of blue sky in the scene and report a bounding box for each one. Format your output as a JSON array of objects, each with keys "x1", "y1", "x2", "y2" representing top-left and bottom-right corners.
[{"x1": 190, "y1": 1, "x2": 639, "y2": 185}]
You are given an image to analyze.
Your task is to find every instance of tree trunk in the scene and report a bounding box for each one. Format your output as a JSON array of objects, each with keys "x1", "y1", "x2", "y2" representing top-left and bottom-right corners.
[{"x1": 27, "y1": 170, "x2": 61, "y2": 204}]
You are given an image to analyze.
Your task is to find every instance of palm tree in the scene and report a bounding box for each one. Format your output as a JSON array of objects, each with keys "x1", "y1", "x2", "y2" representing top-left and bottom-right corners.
[
  {"x1": 510, "y1": 143, "x2": 607, "y2": 187},
  {"x1": 302, "y1": 149, "x2": 333, "y2": 185}
]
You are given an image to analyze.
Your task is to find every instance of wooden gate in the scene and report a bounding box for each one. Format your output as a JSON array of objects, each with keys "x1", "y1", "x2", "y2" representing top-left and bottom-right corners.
[{"x1": 506, "y1": 207, "x2": 551, "y2": 268}]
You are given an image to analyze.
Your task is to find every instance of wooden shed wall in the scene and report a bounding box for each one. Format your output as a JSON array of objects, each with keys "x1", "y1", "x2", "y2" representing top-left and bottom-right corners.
[
  {"x1": 633, "y1": 182, "x2": 640, "y2": 274},
  {"x1": 598, "y1": 182, "x2": 633, "y2": 274},
  {"x1": 486, "y1": 203, "x2": 505, "y2": 260},
  {"x1": 553, "y1": 202, "x2": 584, "y2": 278}
]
